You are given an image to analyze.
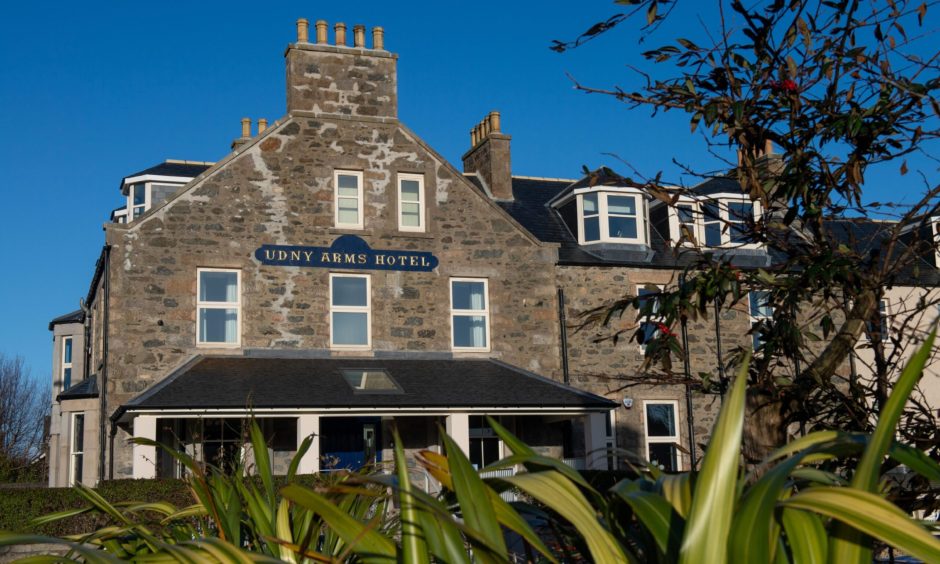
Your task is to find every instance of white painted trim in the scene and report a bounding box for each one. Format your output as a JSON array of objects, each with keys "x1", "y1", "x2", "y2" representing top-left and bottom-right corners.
[
  {"x1": 576, "y1": 191, "x2": 648, "y2": 245},
  {"x1": 397, "y1": 172, "x2": 426, "y2": 232},
  {"x1": 329, "y1": 273, "x2": 372, "y2": 349},
  {"x1": 334, "y1": 170, "x2": 364, "y2": 229},
  {"x1": 122, "y1": 406, "x2": 608, "y2": 416},
  {"x1": 196, "y1": 268, "x2": 242, "y2": 347},
  {"x1": 666, "y1": 196, "x2": 763, "y2": 249},
  {"x1": 132, "y1": 415, "x2": 157, "y2": 479},
  {"x1": 450, "y1": 278, "x2": 490, "y2": 352},
  {"x1": 68, "y1": 412, "x2": 84, "y2": 485},
  {"x1": 123, "y1": 174, "x2": 195, "y2": 187},
  {"x1": 445, "y1": 413, "x2": 471, "y2": 456},
  {"x1": 297, "y1": 414, "x2": 320, "y2": 474},
  {"x1": 643, "y1": 400, "x2": 682, "y2": 471}
]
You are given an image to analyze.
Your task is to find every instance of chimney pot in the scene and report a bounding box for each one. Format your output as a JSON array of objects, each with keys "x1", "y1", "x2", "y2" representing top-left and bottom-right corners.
[
  {"x1": 483, "y1": 117, "x2": 491, "y2": 137},
  {"x1": 372, "y1": 26, "x2": 384, "y2": 50},
  {"x1": 315, "y1": 20, "x2": 328, "y2": 44},
  {"x1": 241, "y1": 117, "x2": 251, "y2": 138},
  {"x1": 489, "y1": 111, "x2": 501, "y2": 133},
  {"x1": 353, "y1": 25, "x2": 366, "y2": 48},
  {"x1": 334, "y1": 22, "x2": 347, "y2": 46},
  {"x1": 258, "y1": 118, "x2": 268, "y2": 134},
  {"x1": 296, "y1": 18, "x2": 309, "y2": 43},
  {"x1": 764, "y1": 139, "x2": 773, "y2": 155}
]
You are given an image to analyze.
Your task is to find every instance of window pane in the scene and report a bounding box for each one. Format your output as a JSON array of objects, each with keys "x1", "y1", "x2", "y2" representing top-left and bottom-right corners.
[
  {"x1": 452, "y1": 281, "x2": 485, "y2": 310},
  {"x1": 637, "y1": 288, "x2": 660, "y2": 315},
  {"x1": 63, "y1": 368, "x2": 72, "y2": 390},
  {"x1": 332, "y1": 277, "x2": 367, "y2": 306},
  {"x1": 337, "y1": 197, "x2": 359, "y2": 223},
  {"x1": 454, "y1": 315, "x2": 487, "y2": 348},
  {"x1": 333, "y1": 312, "x2": 368, "y2": 345},
  {"x1": 582, "y1": 193, "x2": 598, "y2": 214},
  {"x1": 677, "y1": 204, "x2": 695, "y2": 223},
  {"x1": 584, "y1": 217, "x2": 600, "y2": 241},
  {"x1": 199, "y1": 308, "x2": 238, "y2": 343},
  {"x1": 648, "y1": 443, "x2": 678, "y2": 472},
  {"x1": 73, "y1": 454, "x2": 83, "y2": 483},
  {"x1": 608, "y1": 195, "x2": 636, "y2": 215},
  {"x1": 342, "y1": 369, "x2": 401, "y2": 392},
  {"x1": 337, "y1": 174, "x2": 359, "y2": 191},
  {"x1": 73, "y1": 415, "x2": 84, "y2": 451},
  {"x1": 646, "y1": 404, "x2": 677, "y2": 437},
  {"x1": 728, "y1": 202, "x2": 753, "y2": 221},
  {"x1": 132, "y1": 184, "x2": 146, "y2": 205},
  {"x1": 400, "y1": 179, "x2": 420, "y2": 201},
  {"x1": 749, "y1": 291, "x2": 773, "y2": 318},
  {"x1": 705, "y1": 222, "x2": 722, "y2": 246},
  {"x1": 200, "y1": 271, "x2": 238, "y2": 302},
  {"x1": 133, "y1": 206, "x2": 145, "y2": 218},
  {"x1": 401, "y1": 203, "x2": 421, "y2": 226},
  {"x1": 608, "y1": 216, "x2": 638, "y2": 239},
  {"x1": 64, "y1": 338, "x2": 72, "y2": 363},
  {"x1": 638, "y1": 322, "x2": 660, "y2": 345}
]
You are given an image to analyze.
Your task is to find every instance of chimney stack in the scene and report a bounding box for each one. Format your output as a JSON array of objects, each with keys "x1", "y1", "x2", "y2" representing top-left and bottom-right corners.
[
  {"x1": 462, "y1": 111, "x2": 512, "y2": 200},
  {"x1": 285, "y1": 18, "x2": 398, "y2": 119},
  {"x1": 231, "y1": 117, "x2": 253, "y2": 150}
]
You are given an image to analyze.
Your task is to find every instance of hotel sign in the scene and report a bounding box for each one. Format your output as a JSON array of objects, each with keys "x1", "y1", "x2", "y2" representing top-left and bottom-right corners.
[{"x1": 255, "y1": 235, "x2": 438, "y2": 272}]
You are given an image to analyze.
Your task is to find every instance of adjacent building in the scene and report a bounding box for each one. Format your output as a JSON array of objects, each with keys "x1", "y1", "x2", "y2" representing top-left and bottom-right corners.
[{"x1": 47, "y1": 19, "x2": 940, "y2": 487}]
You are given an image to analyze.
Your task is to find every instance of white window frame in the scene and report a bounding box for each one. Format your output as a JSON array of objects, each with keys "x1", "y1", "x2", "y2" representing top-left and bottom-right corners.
[
  {"x1": 196, "y1": 268, "x2": 242, "y2": 347},
  {"x1": 869, "y1": 298, "x2": 890, "y2": 342},
  {"x1": 605, "y1": 410, "x2": 618, "y2": 471},
  {"x1": 748, "y1": 290, "x2": 774, "y2": 350},
  {"x1": 69, "y1": 412, "x2": 85, "y2": 485},
  {"x1": 330, "y1": 273, "x2": 372, "y2": 350},
  {"x1": 643, "y1": 400, "x2": 681, "y2": 472},
  {"x1": 575, "y1": 189, "x2": 648, "y2": 245},
  {"x1": 636, "y1": 284, "x2": 665, "y2": 349},
  {"x1": 61, "y1": 336, "x2": 73, "y2": 391},
  {"x1": 128, "y1": 183, "x2": 150, "y2": 220},
  {"x1": 397, "y1": 173, "x2": 426, "y2": 232},
  {"x1": 450, "y1": 278, "x2": 491, "y2": 352},
  {"x1": 334, "y1": 170, "x2": 364, "y2": 229},
  {"x1": 667, "y1": 196, "x2": 763, "y2": 248}
]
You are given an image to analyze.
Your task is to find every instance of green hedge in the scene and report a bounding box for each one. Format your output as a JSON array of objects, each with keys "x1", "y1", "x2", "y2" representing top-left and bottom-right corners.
[{"x1": 0, "y1": 475, "x2": 328, "y2": 536}]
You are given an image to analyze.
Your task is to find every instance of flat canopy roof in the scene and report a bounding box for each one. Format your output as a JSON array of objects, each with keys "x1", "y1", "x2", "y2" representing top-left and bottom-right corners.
[{"x1": 116, "y1": 356, "x2": 616, "y2": 418}]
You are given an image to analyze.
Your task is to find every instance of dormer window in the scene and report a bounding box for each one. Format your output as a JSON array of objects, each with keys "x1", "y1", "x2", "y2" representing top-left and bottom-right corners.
[
  {"x1": 130, "y1": 183, "x2": 148, "y2": 219},
  {"x1": 575, "y1": 190, "x2": 649, "y2": 245},
  {"x1": 668, "y1": 197, "x2": 761, "y2": 248}
]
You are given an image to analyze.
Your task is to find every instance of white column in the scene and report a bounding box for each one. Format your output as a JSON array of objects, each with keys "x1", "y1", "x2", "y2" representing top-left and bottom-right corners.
[
  {"x1": 132, "y1": 415, "x2": 157, "y2": 479},
  {"x1": 445, "y1": 413, "x2": 471, "y2": 456},
  {"x1": 297, "y1": 414, "x2": 320, "y2": 474},
  {"x1": 584, "y1": 412, "x2": 608, "y2": 470}
]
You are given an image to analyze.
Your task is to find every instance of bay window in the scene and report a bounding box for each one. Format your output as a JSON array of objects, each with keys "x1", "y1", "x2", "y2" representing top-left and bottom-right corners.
[
  {"x1": 70, "y1": 413, "x2": 85, "y2": 484},
  {"x1": 197, "y1": 269, "x2": 240, "y2": 346},
  {"x1": 61, "y1": 336, "x2": 73, "y2": 390},
  {"x1": 331, "y1": 274, "x2": 371, "y2": 348},
  {"x1": 576, "y1": 190, "x2": 648, "y2": 245},
  {"x1": 669, "y1": 197, "x2": 761, "y2": 247},
  {"x1": 451, "y1": 278, "x2": 489, "y2": 350}
]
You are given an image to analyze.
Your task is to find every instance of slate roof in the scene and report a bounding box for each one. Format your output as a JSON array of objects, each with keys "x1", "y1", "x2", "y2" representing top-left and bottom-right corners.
[
  {"x1": 57, "y1": 375, "x2": 98, "y2": 401},
  {"x1": 115, "y1": 356, "x2": 615, "y2": 417},
  {"x1": 494, "y1": 173, "x2": 940, "y2": 283},
  {"x1": 123, "y1": 161, "x2": 212, "y2": 182},
  {"x1": 48, "y1": 309, "x2": 85, "y2": 331},
  {"x1": 495, "y1": 175, "x2": 772, "y2": 269}
]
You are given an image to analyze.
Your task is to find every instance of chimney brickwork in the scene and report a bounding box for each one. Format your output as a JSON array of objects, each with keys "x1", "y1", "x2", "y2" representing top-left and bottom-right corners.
[
  {"x1": 462, "y1": 111, "x2": 512, "y2": 200},
  {"x1": 285, "y1": 19, "x2": 397, "y2": 120}
]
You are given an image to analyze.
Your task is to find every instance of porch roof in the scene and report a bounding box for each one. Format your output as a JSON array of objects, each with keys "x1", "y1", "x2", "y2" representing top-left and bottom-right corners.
[{"x1": 115, "y1": 356, "x2": 616, "y2": 418}]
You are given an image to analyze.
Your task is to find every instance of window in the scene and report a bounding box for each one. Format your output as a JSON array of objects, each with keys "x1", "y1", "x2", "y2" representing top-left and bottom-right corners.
[
  {"x1": 451, "y1": 279, "x2": 489, "y2": 350},
  {"x1": 69, "y1": 413, "x2": 84, "y2": 484},
  {"x1": 701, "y1": 198, "x2": 759, "y2": 247},
  {"x1": 703, "y1": 201, "x2": 723, "y2": 246},
  {"x1": 331, "y1": 274, "x2": 371, "y2": 348},
  {"x1": 129, "y1": 183, "x2": 148, "y2": 219},
  {"x1": 334, "y1": 171, "x2": 364, "y2": 228},
  {"x1": 748, "y1": 291, "x2": 774, "y2": 350},
  {"x1": 61, "y1": 336, "x2": 73, "y2": 391},
  {"x1": 867, "y1": 298, "x2": 889, "y2": 342},
  {"x1": 469, "y1": 416, "x2": 501, "y2": 470},
  {"x1": 605, "y1": 411, "x2": 617, "y2": 471},
  {"x1": 342, "y1": 369, "x2": 401, "y2": 393},
  {"x1": 674, "y1": 202, "x2": 702, "y2": 244},
  {"x1": 644, "y1": 401, "x2": 679, "y2": 472},
  {"x1": 576, "y1": 191, "x2": 647, "y2": 244},
  {"x1": 636, "y1": 285, "x2": 664, "y2": 346},
  {"x1": 398, "y1": 173, "x2": 425, "y2": 231},
  {"x1": 197, "y1": 269, "x2": 240, "y2": 346},
  {"x1": 727, "y1": 201, "x2": 754, "y2": 244}
]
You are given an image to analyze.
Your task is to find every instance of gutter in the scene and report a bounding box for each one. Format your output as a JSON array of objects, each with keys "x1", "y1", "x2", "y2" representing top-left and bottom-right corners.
[{"x1": 98, "y1": 246, "x2": 111, "y2": 483}]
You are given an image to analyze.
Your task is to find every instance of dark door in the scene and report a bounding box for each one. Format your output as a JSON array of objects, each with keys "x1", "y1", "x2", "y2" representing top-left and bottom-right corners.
[{"x1": 320, "y1": 417, "x2": 382, "y2": 471}]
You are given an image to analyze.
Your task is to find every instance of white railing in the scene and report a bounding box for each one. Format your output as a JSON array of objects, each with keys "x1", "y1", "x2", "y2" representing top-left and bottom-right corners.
[
  {"x1": 480, "y1": 467, "x2": 518, "y2": 502},
  {"x1": 562, "y1": 457, "x2": 586, "y2": 470}
]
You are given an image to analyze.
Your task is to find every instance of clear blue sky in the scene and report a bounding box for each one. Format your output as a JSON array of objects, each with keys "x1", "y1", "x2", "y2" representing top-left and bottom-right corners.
[{"x1": 0, "y1": 1, "x2": 935, "y2": 383}]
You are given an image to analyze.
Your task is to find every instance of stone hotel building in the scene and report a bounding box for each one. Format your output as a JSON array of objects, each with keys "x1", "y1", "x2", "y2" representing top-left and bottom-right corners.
[{"x1": 46, "y1": 19, "x2": 940, "y2": 486}]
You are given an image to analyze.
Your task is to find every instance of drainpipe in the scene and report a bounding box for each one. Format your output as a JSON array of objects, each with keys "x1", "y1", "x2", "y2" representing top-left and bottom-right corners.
[
  {"x1": 679, "y1": 274, "x2": 697, "y2": 469},
  {"x1": 557, "y1": 288, "x2": 570, "y2": 385},
  {"x1": 714, "y1": 298, "x2": 728, "y2": 398},
  {"x1": 98, "y1": 246, "x2": 111, "y2": 483}
]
